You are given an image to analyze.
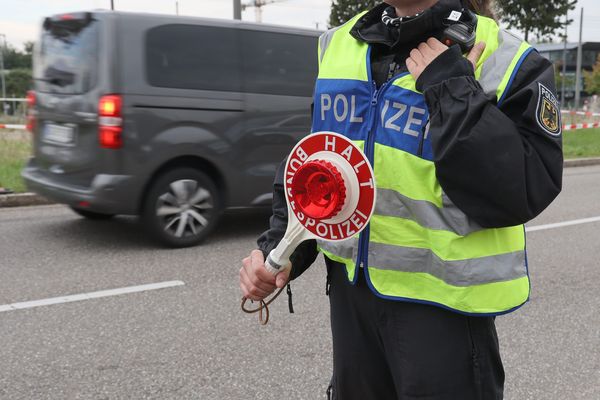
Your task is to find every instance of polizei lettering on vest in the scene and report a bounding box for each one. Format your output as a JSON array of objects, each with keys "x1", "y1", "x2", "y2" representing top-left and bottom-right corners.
[
  {"x1": 381, "y1": 99, "x2": 426, "y2": 137},
  {"x1": 321, "y1": 94, "x2": 363, "y2": 123}
]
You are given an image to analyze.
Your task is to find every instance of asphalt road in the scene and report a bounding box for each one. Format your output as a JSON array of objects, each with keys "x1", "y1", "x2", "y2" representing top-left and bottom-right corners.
[{"x1": 0, "y1": 165, "x2": 599, "y2": 400}]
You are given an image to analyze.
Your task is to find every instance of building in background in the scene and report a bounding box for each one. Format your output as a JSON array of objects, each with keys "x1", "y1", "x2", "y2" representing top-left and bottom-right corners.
[{"x1": 536, "y1": 42, "x2": 600, "y2": 108}]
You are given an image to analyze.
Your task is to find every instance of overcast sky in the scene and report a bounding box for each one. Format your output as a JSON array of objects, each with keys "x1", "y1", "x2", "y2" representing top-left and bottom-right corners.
[{"x1": 1, "y1": 0, "x2": 599, "y2": 50}]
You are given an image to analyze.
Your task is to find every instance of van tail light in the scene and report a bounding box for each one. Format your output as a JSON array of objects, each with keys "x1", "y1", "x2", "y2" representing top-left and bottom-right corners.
[
  {"x1": 98, "y1": 94, "x2": 123, "y2": 149},
  {"x1": 26, "y1": 90, "x2": 36, "y2": 133}
]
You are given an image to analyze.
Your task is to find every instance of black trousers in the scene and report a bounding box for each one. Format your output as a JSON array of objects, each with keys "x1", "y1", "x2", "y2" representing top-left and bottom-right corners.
[{"x1": 327, "y1": 261, "x2": 505, "y2": 400}]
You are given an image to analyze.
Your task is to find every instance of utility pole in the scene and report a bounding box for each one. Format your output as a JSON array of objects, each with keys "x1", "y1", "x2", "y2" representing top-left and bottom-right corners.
[
  {"x1": 233, "y1": 0, "x2": 242, "y2": 20},
  {"x1": 0, "y1": 33, "x2": 6, "y2": 114},
  {"x1": 243, "y1": 0, "x2": 285, "y2": 23},
  {"x1": 176, "y1": 1, "x2": 179, "y2": 15},
  {"x1": 255, "y1": 1, "x2": 263, "y2": 23},
  {"x1": 561, "y1": 15, "x2": 568, "y2": 106},
  {"x1": 574, "y1": 7, "x2": 584, "y2": 110},
  {"x1": 110, "y1": 0, "x2": 114, "y2": 10}
]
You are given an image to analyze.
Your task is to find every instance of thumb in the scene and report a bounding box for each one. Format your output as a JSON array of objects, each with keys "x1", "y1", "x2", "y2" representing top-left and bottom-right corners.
[
  {"x1": 275, "y1": 268, "x2": 291, "y2": 289},
  {"x1": 467, "y1": 41, "x2": 486, "y2": 70}
]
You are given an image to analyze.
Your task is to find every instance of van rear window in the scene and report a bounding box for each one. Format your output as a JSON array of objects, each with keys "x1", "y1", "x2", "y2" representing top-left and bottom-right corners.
[
  {"x1": 35, "y1": 14, "x2": 99, "y2": 94},
  {"x1": 241, "y1": 31, "x2": 318, "y2": 97},
  {"x1": 146, "y1": 25, "x2": 241, "y2": 92}
]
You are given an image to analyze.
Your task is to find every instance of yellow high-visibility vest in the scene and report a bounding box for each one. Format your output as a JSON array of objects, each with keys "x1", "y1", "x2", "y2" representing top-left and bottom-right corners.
[{"x1": 313, "y1": 12, "x2": 533, "y2": 315}]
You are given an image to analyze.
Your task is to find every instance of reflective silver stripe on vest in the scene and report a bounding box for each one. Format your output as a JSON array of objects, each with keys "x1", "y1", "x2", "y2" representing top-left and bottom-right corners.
[
  {"x1": 319, "y1": 238, "x2": 357, "y2": 260},
  {"x1": 375, "y1": 188, "x2": 484, "y2": 236},
  {"x1": 320, "y1": 239, "x2": 526, "y2": 286},
  {"x1": 369, "y1": 242, "x2": 526, "y2": 286},
  {"x1": 319, "y1": 27, "x2": 340, "y2": 63},
  {"x1": 479, "y1": 30, "x2": 524, "y2": 98}
]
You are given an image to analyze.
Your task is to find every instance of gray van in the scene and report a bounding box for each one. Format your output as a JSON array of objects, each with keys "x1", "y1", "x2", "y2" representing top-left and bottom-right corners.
[{"x1": 22, "y1": 11, "x2": 319, "y2": 247}]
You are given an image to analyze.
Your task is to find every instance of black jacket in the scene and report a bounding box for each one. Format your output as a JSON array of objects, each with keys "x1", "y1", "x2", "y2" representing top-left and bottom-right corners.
[{"x1": 257, "y1": 1, "x2": 563, "y2": 281}]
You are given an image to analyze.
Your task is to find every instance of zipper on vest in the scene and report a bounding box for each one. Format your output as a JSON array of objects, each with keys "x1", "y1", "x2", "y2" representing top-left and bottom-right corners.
[
  {"x1": 418, "y1": 119, "x2": 429, "y2": 157},
  {"x1": 357, "y1": 80, "x2": 384, "y2": 272}
]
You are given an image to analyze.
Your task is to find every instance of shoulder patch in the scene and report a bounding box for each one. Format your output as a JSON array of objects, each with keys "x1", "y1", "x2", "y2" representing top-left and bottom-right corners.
[{"x1": 536, "y1": 83, "x2": 561, "y2": 136}]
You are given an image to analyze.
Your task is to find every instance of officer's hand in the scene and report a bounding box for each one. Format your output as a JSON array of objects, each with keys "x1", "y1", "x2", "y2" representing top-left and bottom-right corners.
[
  {"x1": 240, "y1": 249, "x2": 290, "y2": 301},
  {"x1": 406, "y1": 38, "x2": 486, "y2": 81}
]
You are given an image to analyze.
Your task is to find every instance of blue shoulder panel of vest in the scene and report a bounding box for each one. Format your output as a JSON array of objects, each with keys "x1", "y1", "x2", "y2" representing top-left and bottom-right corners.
[
  {"x1": 376, "y1": 85, "x2": 433, "y2": 160},
  {"x1": 313, "y1": 79, "x2": 434, "y2": 161},
  {"x1": 312, "y1": 79, "x2": 372, "y2": 141}
]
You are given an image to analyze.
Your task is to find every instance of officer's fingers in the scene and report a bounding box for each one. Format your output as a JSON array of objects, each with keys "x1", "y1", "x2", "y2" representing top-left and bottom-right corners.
[
  {"x1": 409, "y1": 49, "x2": 425, "y2": 66},
  {"x1": 405, "y1": 57, "x2": 419, "y2": 77},
  {"x1": 275, "y1": 268, "x2": 291, "y2": 289},
  {"x1": 240, "y1": 267, "x2": 275, "y2": 299},
  {"x1": 467, "y1": 41, "x2": 486, "y2": 69},
  {"x1": 240, "y1": 280, "x2": 265, "y2": 301},
  {"x1": 241, "y1": 264, "x2": 276, "y2": 293},
  {"x1": 417, "y1": 42, "x2": 437, "y2": 63},
  {"x1": 247, "y1": 284, "x2": 273, "y2": 300},
  {"x1": 427, "y1": 37, "x2": 448, "y2": 52},
  {"x1": 242, "y1": 256, "x2": 251, "y2": 269},
  {"x1": 239, "y1": 273, "x2": 254, "y2": 299},
  {"x1": 249, "y1": 249, "x2": 265, "y2": 265},
  {"x1": 240, "y1": 279, "x2": 252, "y2": 299},
  {"x1": 250, "y1": 256, "x2": 278, "y2": 285},
  {"x1": 248, "y1": 249, "x2": 275, "y2": 280}
]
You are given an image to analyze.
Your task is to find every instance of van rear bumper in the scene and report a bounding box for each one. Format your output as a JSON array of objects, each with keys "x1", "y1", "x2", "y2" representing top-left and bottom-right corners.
[{"x1": 22, "y1": 159, "x2": 142, "y2": 215}]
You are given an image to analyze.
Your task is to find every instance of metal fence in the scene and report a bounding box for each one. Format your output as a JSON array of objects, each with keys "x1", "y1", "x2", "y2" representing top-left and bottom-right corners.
[{"x1": 0, "y1": 98, "x2": 27, "y2": 119}]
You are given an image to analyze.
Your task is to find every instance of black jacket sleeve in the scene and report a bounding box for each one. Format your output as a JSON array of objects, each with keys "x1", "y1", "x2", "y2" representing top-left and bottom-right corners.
[
  {"x1": 257, "y1": 158, "x2": 319, "y2": 280},
  {"x1": 416, "y1": 46, "x2": 563, "y2": 228}
]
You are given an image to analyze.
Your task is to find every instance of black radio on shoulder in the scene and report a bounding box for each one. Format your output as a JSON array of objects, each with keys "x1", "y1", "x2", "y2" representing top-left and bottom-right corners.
[{"x1": 441, "y1": 9, "x2": 477, "y2": 53}]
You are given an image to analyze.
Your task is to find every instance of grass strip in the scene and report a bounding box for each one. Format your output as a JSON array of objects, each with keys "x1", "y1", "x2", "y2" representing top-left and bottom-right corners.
[
  {"x1": 0, "y1": 127, "x2": 599, "y2": 194},
  {"x1": 0, "y1": 131, "x2": 32, "y2": 193},
  {"x1": 563, "y1": 128, "x2": 600, "y2": 159}
]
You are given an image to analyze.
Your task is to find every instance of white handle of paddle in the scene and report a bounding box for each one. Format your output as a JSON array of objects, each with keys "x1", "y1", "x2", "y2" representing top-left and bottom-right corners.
[
  {"x1": 264, "y1": 248, "x2": 291, "y2": 276},
  {"x1": 263, "y1": 232, "x2": 301, "y2": 276}
]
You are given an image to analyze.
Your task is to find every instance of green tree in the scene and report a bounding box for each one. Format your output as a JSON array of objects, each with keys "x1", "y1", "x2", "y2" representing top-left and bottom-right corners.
[
  {"x1": 23, "y1": 41, "x2": 34, "y2": 57},
  {"x1": 495, "y1": 0, "x2": 576, "y2": 42},
  {"x1": 329, "y1": 0, "x2": 377, "y2": 28},
  {"x1": 1, "y1": 42, "x2": 33, "y2": 70},
  {"x1": 584, "y1": 55, "x2": 600, "y2": 95},
  {"x1": 5, "y1": 69, "x2": 32, "y2": 98}
]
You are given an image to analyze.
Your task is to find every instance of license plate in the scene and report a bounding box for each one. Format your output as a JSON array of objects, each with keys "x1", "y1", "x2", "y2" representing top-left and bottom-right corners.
[{"x1": 43, "y1": 124, "x2": 75, "y2": 145}]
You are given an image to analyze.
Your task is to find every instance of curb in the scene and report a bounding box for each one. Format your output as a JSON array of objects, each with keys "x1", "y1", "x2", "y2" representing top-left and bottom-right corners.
[
  {"x1": 563, "y1": 157, "x2": 600, "y2": 168},
  {"x1": 1, "y1": 158, "x2": 600, "y2": 208},
  {"x1": 0, "y1": 193, "x2": 54, "y2": 208}
]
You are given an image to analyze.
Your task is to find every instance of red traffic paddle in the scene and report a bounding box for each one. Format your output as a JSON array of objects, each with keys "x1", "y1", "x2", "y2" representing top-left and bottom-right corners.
[
  {"x1": 242, "y1": 132, "x2": 376, "y2": 324},
  {"x1": 264, "y1": 131, "x2": 376, "y2": 274}
]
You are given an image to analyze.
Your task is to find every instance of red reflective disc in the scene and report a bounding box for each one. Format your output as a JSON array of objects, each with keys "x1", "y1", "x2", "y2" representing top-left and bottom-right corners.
[
  {"x1": 284, "y1": 132, "x2": 376, "y2": 241},
  {"x1": 291, "y1": 160, "x2": 346, "y2": 219}
]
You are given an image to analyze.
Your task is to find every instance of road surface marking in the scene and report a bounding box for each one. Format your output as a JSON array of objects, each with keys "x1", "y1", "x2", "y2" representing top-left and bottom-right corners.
[
  {"x1": 526, "y1": 216, "x2": 600, "y2": 232},
  {"x1": 0, "y1": 280, "x2": 185, "y2": 313}
]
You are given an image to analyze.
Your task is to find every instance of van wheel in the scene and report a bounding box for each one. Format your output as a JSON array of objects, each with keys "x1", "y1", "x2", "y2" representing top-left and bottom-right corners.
[
  {"x1": 142, "y1": 168, "x2": 222, "y2": 247},
  {"x1": 70, "y1": 206, "x2": 115, "y2": 220}
]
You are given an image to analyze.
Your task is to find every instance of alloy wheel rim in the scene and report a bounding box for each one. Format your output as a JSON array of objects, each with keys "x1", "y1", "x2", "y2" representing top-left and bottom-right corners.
[{"x1": 156, "y1": 179, "x2": 214, "y2": 238}]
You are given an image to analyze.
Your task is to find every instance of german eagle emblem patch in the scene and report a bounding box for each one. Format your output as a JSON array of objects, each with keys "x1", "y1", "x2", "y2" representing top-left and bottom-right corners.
[{"x1": 536, "y1": 83, "x2": 561, "y2": 136}]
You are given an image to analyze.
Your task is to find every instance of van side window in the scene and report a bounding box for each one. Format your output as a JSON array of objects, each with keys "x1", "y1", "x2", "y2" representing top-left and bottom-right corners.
[
  {"x1": 146, "y1": 25, "x2": 241, "y2": 91},
  {"x1": 241, "y1": 31, "x2": 317, "y2": 97}
]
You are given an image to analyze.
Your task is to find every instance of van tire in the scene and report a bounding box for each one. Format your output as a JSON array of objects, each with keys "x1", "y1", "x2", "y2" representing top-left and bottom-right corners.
[
  {"x1": 142, "y1": 168, "x2": 222, "y2": 247},
  {"x1": 70, "y1": 207, "x2": 115, "y2": 220}
]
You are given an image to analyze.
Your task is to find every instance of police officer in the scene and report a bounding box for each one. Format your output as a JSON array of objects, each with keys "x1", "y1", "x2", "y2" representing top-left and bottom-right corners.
[{"x1": 240, "y1": 0, "x2": 563, "y2": 398}]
